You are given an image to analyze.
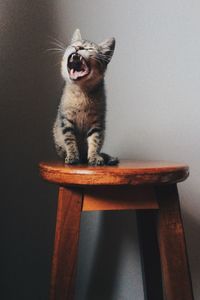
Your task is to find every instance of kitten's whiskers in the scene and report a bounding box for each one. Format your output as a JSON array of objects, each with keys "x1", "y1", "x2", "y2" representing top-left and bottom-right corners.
[{"x1": 46, "y1": 36, "x2": 66, "y2": 54}]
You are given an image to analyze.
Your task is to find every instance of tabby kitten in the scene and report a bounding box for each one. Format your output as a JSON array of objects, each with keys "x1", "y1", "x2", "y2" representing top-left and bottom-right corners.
[{"x1": 53, "y1": 29, "x2": 118, "y2": 166}]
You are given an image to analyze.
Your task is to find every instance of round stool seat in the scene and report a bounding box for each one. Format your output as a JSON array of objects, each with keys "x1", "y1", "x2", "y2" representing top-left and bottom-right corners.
[{"x1": 39, "y1": 160, "x2": 189, "y2": 186}]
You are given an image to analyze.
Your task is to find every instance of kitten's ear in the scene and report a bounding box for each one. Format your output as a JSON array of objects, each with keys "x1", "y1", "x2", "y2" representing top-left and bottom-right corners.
[
  {"x1": 99, "y1": 37, "x2": 115, "y2": 64},
  {"x1": 71, "y1": 29, "x2": 82, "y2": 43}
]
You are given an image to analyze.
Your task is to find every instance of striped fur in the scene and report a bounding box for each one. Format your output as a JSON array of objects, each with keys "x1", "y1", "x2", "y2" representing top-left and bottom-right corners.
[{"x1": 53, "y1": 29, "x2": 119, "y2": 166}]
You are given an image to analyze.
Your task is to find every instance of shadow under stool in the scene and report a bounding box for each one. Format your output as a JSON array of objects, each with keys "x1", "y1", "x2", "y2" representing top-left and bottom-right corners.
[{"x1": 39, "y1": 160, "x2": 194, "y2": 300}]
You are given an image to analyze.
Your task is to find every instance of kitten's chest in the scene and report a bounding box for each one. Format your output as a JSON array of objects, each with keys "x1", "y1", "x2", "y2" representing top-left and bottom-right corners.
[
  {"x1": 61, "y1": 85, "x2": 105, "y2": 131},
  {"x1": 75, "y1": 105, "x2": 95, "y2": 130},
  {"x1": 64, "y1": 101, "x2": 104, "y2": 131}
]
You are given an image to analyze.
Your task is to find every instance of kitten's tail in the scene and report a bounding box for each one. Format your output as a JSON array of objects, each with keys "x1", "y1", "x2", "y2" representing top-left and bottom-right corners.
[{"x1": 100, "y1": 153, "x2": 119, "y2": 166}]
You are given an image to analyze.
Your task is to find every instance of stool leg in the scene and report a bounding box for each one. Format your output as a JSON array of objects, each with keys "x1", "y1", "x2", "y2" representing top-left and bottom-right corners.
[
  {"x1": 50, "y1": 187, "x2": 83, "y2": 300},
  {"x1": 155, "y1": 184, "x2": 194, "y2": 300},
  {"x1": 136, "y1": 210, "x2": 163, "y2": 300}
]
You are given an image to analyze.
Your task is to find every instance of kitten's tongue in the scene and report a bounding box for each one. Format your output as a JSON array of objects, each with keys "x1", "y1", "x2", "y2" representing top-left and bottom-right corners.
[{"x1": 70, "y1": 69, "x2": 89, "y2": 80}]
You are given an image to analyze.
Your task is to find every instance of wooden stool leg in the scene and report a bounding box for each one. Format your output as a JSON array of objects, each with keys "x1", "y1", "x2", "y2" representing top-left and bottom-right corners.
[
  {"x1": 155, "y1": 184, "x2": 194, "y2": 300},
  {"x1": 136, "y1": 210, "x2": 163, "y2": 300},
  {"x1": 50, "y1": 187, "x2": 83, "y2": 300}
]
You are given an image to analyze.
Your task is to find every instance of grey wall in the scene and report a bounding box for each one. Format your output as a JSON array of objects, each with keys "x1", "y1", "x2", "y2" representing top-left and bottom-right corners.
[
  {"x1": 1, "y1": 0, "x2": 200, "y2": 299},
  {"x1": 58, "y1": 0, "x2": 200, "y2": 299}
]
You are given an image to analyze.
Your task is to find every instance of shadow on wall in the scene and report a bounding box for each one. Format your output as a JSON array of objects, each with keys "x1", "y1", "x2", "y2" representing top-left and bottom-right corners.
[
  {"x1": 0, "y1": 1, "x2": 62, "y2": 299},
  {"x1": 75, "y1": 211, "x2": 143, "y2": 300},
  {"x1": 85, "y1": 211, "x2": 138, "y2": 300}
]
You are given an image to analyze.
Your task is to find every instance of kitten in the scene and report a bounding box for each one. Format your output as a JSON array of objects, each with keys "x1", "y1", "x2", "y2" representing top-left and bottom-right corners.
[{"x1": 53, "y1": 29, "x2": 119, "y2": 166}]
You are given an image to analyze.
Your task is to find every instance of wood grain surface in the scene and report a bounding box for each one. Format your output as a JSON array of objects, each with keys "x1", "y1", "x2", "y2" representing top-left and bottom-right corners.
[
  {"x1": 50, "y1": 187, "x2": 83, "y2": 300},
  {"x1": 82, "y1": 186, "x2": 158, "y2": 211},
  {"x1": 155, "y1": 185, "x2": 194, "y2": 300},
  {"x1": 39, "y1": 160, "x2": 189, "y2": 186}
]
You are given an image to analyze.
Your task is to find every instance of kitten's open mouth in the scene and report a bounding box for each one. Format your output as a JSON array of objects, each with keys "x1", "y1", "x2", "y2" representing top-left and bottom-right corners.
[{"x1": 67, "y1": 53, "x2": 90, "y2": 80}]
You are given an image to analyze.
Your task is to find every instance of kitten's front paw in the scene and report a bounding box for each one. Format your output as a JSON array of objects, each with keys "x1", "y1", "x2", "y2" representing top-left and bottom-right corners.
[
  {"x1": 88, "y1": 154, "x2": 105, "y2": 166},
  {"x1": 65, "y1": 154, "x2": 80, "y2": 165}
]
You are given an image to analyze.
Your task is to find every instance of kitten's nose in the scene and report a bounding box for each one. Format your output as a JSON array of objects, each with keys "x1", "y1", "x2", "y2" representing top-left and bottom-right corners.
[{"x1": 74, "y1": 46, "x2": 84, "y2": 51}]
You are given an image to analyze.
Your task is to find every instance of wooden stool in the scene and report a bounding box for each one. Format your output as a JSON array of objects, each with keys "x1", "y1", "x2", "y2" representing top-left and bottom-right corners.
[{"x1": 39, "y1": 160, "x2": 194, "y2": 300}]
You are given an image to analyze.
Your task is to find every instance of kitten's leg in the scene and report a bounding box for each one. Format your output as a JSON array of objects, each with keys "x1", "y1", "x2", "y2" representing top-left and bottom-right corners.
[
  {"x1": 62, "y1": 120, "x2": 80, "y2": 164},
  {"x1": 87, "y1": 128, "x2": 104, "y2": 166}
]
